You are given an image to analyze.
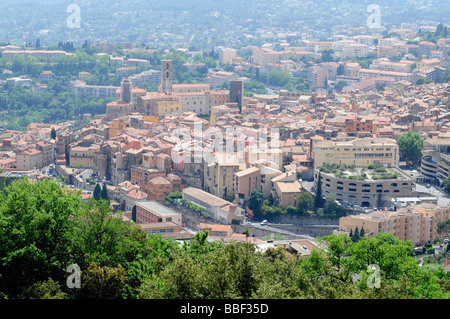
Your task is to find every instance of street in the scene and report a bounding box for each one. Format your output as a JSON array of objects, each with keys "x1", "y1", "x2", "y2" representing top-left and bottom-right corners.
[{"x1": 415, "y1": 183, "x2": 450, "y2": 207}]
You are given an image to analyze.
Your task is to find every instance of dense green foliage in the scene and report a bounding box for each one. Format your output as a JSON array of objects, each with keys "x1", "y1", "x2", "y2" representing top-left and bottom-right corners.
[
  {"x1": 165, "y1": 191, "x2": 183, "y2": 203},
  {"x1": 418, "y1": 23, "x2": 448, "y2": 44},
  {"x1": 0, "y1": 178, "x2": 449, "y2": 299},
  {"x1": 0, "y1": 82, "x2": 112, "y2": 130},
  {"x1": 0, "y1": 45, "x2": 213, "y2": 130},
  {"x1": 398, "y1": 131, "x2": 424, "y2": 166}
]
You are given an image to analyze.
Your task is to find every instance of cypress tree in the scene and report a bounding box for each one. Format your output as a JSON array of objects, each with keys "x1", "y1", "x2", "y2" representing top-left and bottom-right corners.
[
  {"x1": 101, "y1": 182, "x2": 109, "y2": 201},
  {"x1": 353, "y1": 226, "x2": 360, "y2": 242},
  {"x1": 93, "y1": 183, "x2": 101, "y2": 201},
  {"x1": 360, "y1": 226, "x2": 365, "y2": 238},
  {"x1": 132, "y1": 205, "x2": 137, "y2": 222},
  {"x1": 314, "y1": 173, "x2": 324, "y2": 210}
]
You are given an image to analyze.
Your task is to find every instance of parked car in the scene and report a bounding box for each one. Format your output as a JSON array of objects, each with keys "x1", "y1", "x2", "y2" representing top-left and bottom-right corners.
[{"x1": 260, "y1": 220, "x2": 268, "y2": 226}]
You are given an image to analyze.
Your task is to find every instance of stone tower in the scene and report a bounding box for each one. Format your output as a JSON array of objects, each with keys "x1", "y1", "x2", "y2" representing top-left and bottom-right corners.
[
  {"x1": 230, "y1": 79, "x2": 244, "y2": 113},
  {"x1": 120, "y1": 77, "x2": 132, "y2": 103},
  {"x1": 161, "y1": 60, "x2": 173, "y2": 94}
]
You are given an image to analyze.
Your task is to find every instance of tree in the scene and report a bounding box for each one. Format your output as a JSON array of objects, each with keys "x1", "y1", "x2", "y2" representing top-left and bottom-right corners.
[
  {"x1": 296, "y1": 192, "x2": 314, "y2": 215},
  {"x1": 78, "y1": 263, "x2": 127, "y2": 299},
  {"x1": 437, "y1": 220, "x2": 450, "y2": 238},
  {"x1": 398, "y1": 131, "x2": 423, "y2": 166},
  {"x1": 352, "y1": 226, "x2": 360, "y2": 243},
  {"x1": 314, "y1": 173, "x2": 324, "y2": 210},
  {"x1": 93, "y1": 183, "x2": 101, "y2": 201},
  {"x1": 443, "y1": 177, "x2": 450, "y2": 196},
  {"x1": 248, "y1": 190, "x2": 264, "y2": 217},
  {"x1": 69, "y1": 200, "x2": 147, "y2": 270},
  {"x1": 321, "y1": 49, "x2": 334, "y2": 62},
  {"x1": 35, "y1": 38, "x2": 41, "y2": 49},
  {"x1": 19, "y1": 278, "x2": 67, "y2": 299},
  {"x1": 333, "y1": 81, "x2": 347, "y2": 92},
  {"x1": 360, "y1": 226, "x2": 366, "y2": 239},
  {"x1": 324, "y1": 194, "x2": 337, "y2": 215},
  {"x1": 51, "y1": 128, "x2": 57, "y2": 140},
  {"x1": 0, "y1": 178, "x2": 83, "y2": 298},
  {"x1": 101, "y1": 182, "x2": 109, "y2": 201},
  {"x1": 131, "y1": 205, "x2": 137, "y2": 222}
]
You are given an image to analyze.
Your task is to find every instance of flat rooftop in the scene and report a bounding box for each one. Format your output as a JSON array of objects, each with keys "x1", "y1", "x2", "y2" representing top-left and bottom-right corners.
[
  {"x1": 183, "y1": 187, "x2": 230, "y2": 208},
  {"x1": 137, "y1": 201, "x2": 180, "y2": 216}
]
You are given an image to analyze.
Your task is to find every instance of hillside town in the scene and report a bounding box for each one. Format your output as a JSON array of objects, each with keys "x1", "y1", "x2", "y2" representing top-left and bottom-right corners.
[
  {"x1": 2, "y1": 0, "x2": 450, "y2": 302},
  {"x1": 1, "y1": 24, "x2": 450, "y2": 260}
]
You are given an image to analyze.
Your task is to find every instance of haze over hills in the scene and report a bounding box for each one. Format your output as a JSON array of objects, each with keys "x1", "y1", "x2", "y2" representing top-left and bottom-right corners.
[{"x1": 0, "y1": 0, "x2": 449, "y2": 49}]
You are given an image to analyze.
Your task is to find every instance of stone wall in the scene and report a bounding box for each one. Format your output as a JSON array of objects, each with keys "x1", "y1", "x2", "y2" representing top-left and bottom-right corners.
[{"x1": 273, "y1": 214, "x2": 339, "y2": 226}]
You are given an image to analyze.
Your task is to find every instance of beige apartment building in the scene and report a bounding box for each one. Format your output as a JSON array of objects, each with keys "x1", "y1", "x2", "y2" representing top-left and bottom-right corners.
[
  {"x1": 312, "y1": 138, "x2": 399, "y2": 169},
  {"x1": 253, "y1": 48, "x2": 284, "y2": 66},
  {"x1": 246, "y1": 147, "x2": 283, "y2": 172},
  {"x1": 234, "y1": 166, "x2": 261, "y2": 205},
  {"x1": 219, "y1": 47, "x2": 237, "y2": 64},
  {"x1": 275, "y1": 180, "x2": 302, "y2": 209},
  {"x1": 204, "y1": 154, "x2": 243, "y2": 200},
  {"x1": 70, "y1": 80, "x2": 119, "y2": 99},
  {"x1": 1, "y1": 50, "x2": 70, "y2": 61},
  {"x1": 255, "y1": 163, "x2": 283, "y2": 198},
  {"x1": 370, "y1": 59, "x2": 412, "y2": 73},
  {"x1": 172, "y1": 83, "x2": 210, "y2": 93},
  {"x1": 69, "y1": 144, "x2": 100, "y2": 168},
  {"x1": 208, "y1": 71, "x2": 239, "y2": 89},
  {"x1": 36, "y1": 141, "x2": 54, "y2": 166},
  {"x1": 16, "y1": 148, "x2": 44, "y2": 170},
  {"x1": 308, "y1": 66, "x2": 329, "y2": 89},
  {"x1": 344, "y1": 63, "x2": 362, "y2": 77},
  {"x1": 358, "y1": 69, "x2": 413, "y2": 82},
  {"x1": 338, "y1": 204, "x2": 450, "y2": 245},
  {"x1": 137, "y1": 93, "x2": 183, "y2": 117}
]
